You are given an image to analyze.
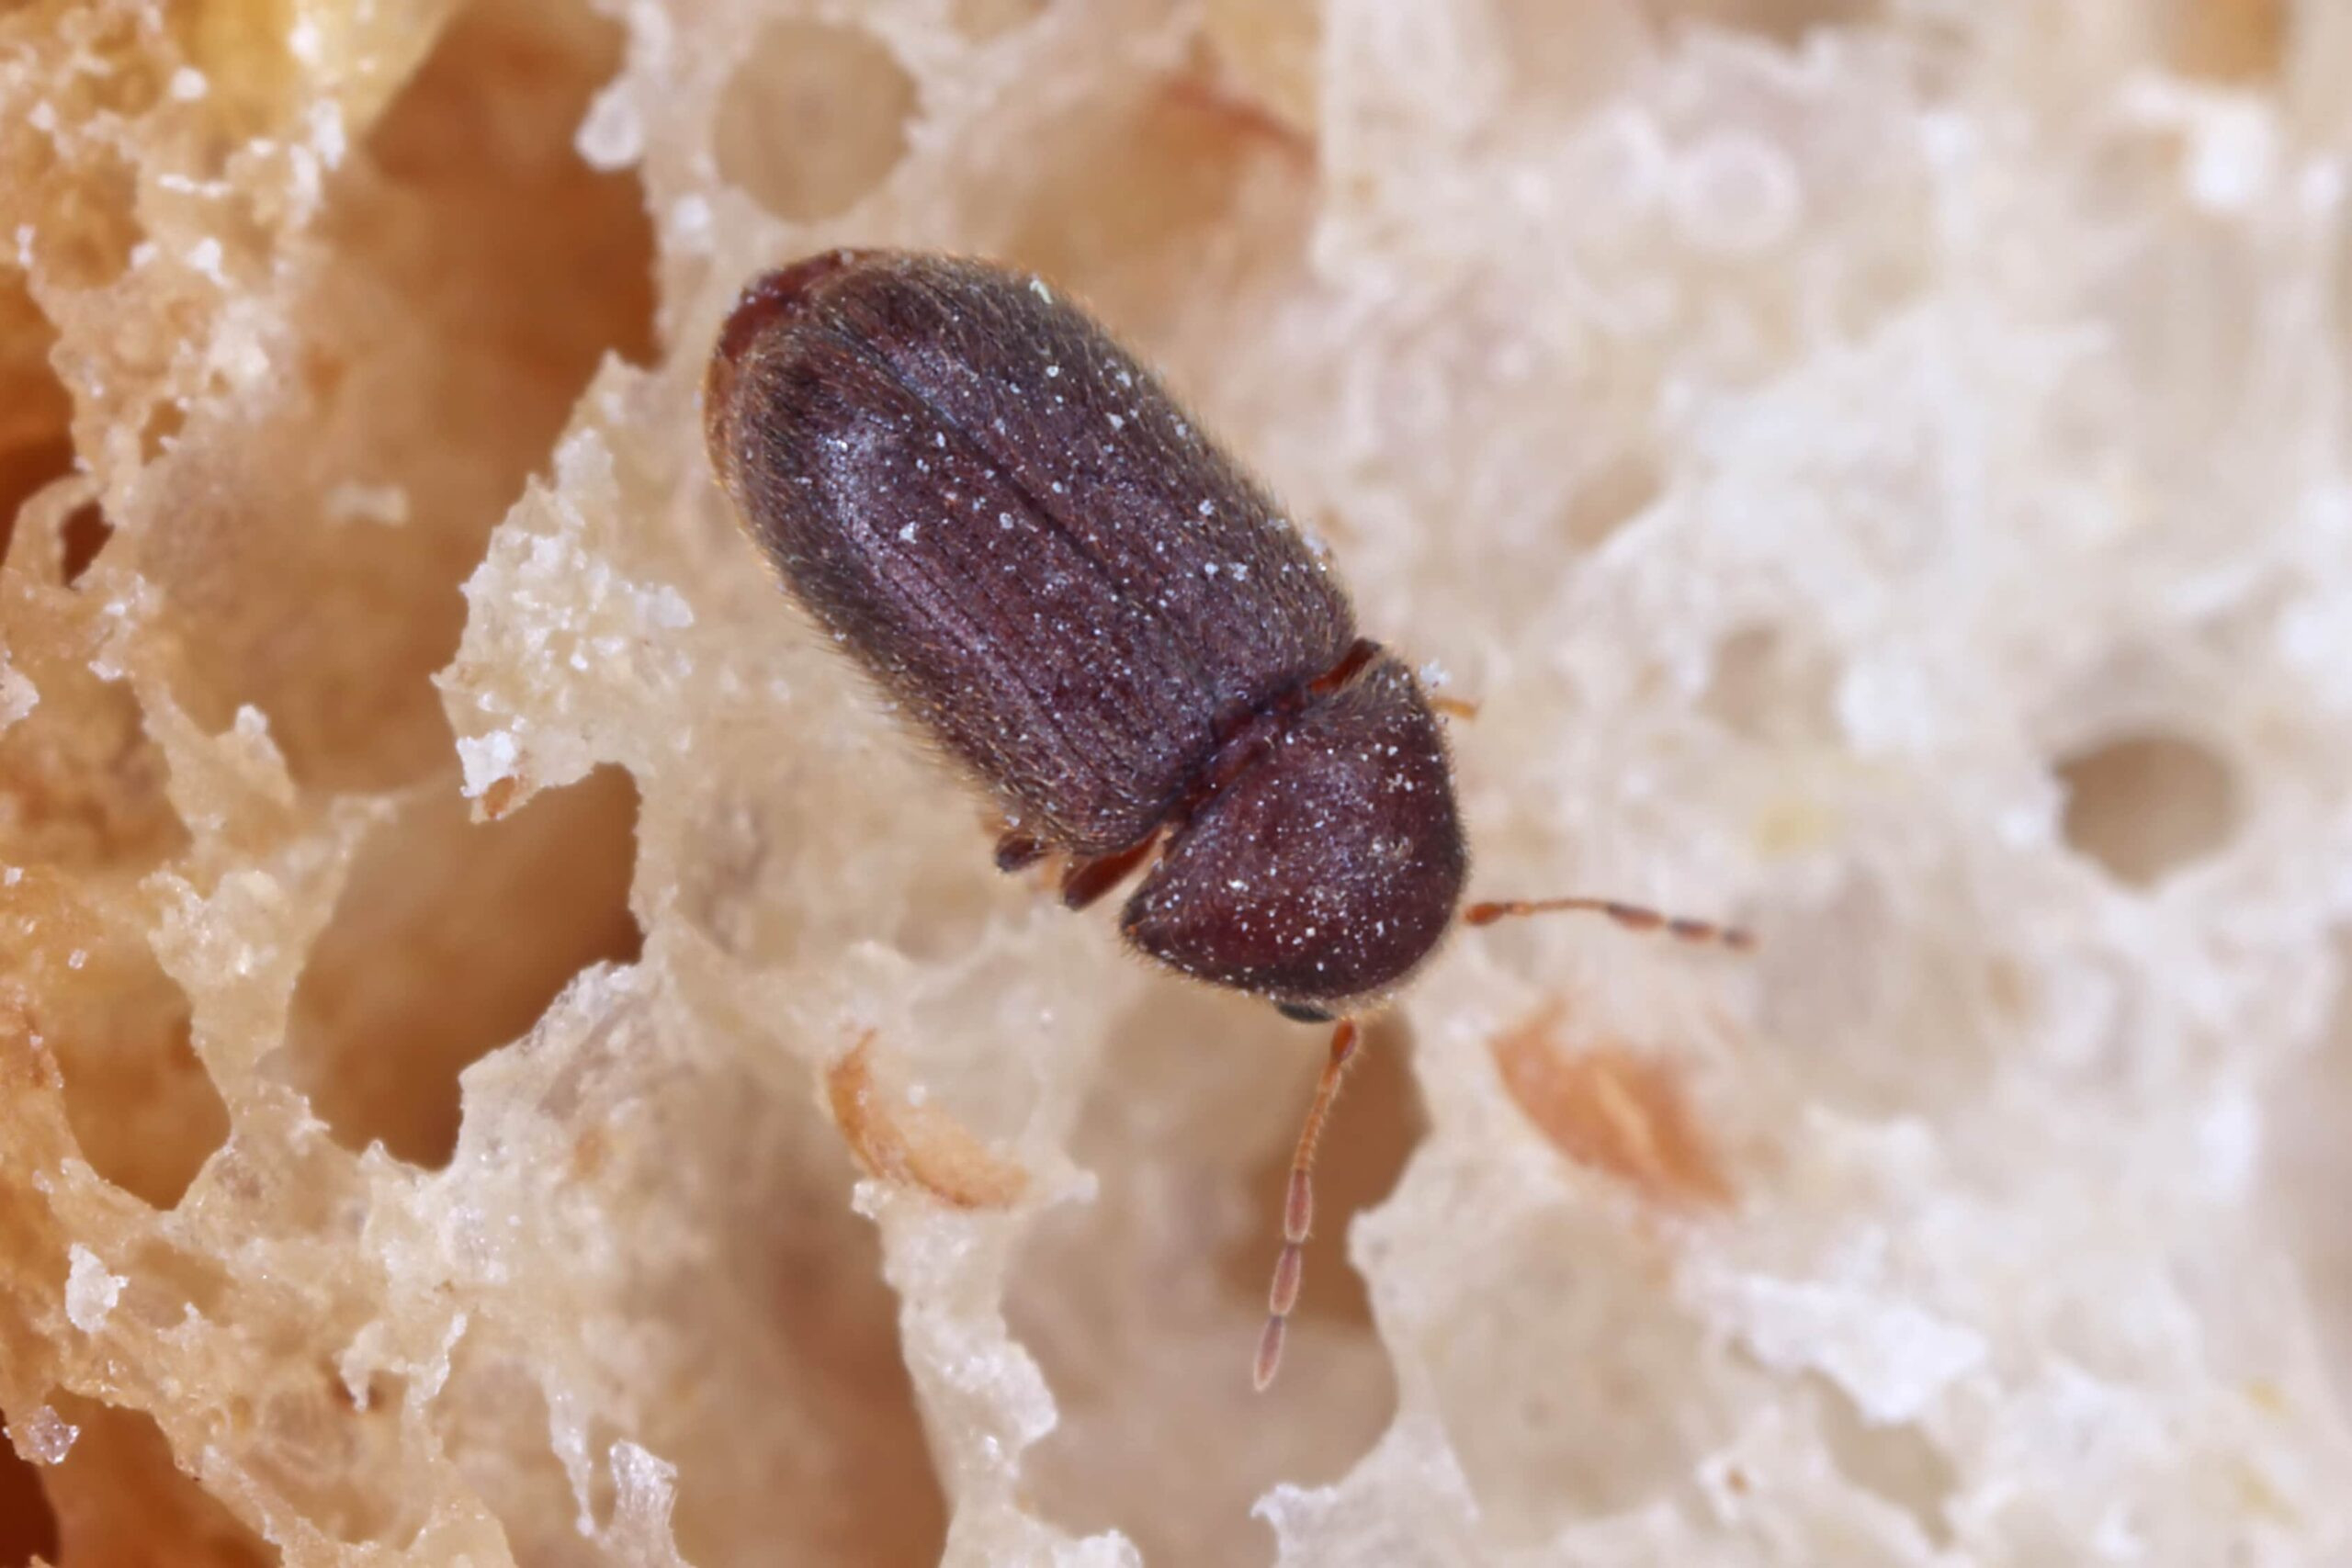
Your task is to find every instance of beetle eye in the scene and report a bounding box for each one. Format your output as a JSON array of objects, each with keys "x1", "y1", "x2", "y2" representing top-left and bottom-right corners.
[{"x1": 1276, "y1": 1001, "x2": 1334, "y2": 1025}]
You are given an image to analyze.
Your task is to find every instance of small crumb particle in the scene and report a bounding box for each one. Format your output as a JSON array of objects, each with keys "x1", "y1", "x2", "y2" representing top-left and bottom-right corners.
[
  {"x1": 1029, "y1": 276, "x2": 1053, "y2": 302},
  {"x1": 19, "y1": 1406, "x2": 76, "y2": 1465},
  {"x1": 65, "y1": 1244, "x2": 124, "y2": 1332},
  {"x1": 1198, "y1": 500, "x2": 1215, "y2": 516},
  {"x1": 457, "y1": 728, "x2": 523, "y2": 800},
  {"x1": 1045, "y1": 364, "x2": 1061, "y2": 378},
  {"x1": 899, "y1": 522, "x2": 918, "y2": 543},
  {"x1": 169, "y1": 67, "x2": 209, "y2": 101},
  {"x1": 1108, "y1": 412, "x2": 1125, "y2": 430}
]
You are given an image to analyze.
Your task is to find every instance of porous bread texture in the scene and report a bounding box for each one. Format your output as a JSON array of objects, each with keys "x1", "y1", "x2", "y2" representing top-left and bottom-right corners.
[{"x1": 3, "y1": 1, "x2": 2351, "y2": 1564}]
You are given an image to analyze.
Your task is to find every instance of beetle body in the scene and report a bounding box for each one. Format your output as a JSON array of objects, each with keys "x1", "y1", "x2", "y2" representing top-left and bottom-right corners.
[{"x1": 706, "y1": 250, "x2": 1465, "y2": 1013}]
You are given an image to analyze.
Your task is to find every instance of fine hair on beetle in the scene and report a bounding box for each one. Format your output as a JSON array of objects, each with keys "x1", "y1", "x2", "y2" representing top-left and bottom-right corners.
[{"x1": 704, "y1": 249, "x2": 1751, "y2": 1391}]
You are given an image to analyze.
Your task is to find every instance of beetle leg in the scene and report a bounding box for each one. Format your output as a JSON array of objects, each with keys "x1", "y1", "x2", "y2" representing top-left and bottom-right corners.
[{"x1": 1060, "y1": 835, "x2": 1159, "y2": 910}]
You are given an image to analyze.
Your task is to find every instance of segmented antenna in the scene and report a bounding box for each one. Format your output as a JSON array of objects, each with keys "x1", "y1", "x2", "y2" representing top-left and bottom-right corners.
[
  {"x1": 1252, "y1": 899, "x2": 1750, "y2": 1389},
  {"x1": 1464, "y1": 897, "x2": 1754, "y2": 951},
  {"x1": 1254, "y1": 1018, "x2": 1361, "y2": 1392}
]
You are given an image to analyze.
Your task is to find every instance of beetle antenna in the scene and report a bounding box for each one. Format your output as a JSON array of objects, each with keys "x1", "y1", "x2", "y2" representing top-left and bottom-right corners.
[
  {"x1": 1464, "y1": 897, "x2": 1754, "y2": 951},
  {"x1": 1255, "y1": 1017, "x2": 1361, "y2": 1391}
]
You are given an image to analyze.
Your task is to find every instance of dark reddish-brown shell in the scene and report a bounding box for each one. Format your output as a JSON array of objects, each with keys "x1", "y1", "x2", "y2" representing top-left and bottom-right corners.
[
  {"x1": 1122, "y1": 655, "x2": 1464, "y2": 1007},
  {"x1": 706, "y1": 249, "x2": 1465, "y2": 1010}
]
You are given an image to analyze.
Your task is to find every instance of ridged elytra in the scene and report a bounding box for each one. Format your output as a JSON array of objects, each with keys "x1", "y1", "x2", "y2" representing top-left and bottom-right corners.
[{"x1": 704, "y1": 250, "x2": 1750, "y2": 1389}]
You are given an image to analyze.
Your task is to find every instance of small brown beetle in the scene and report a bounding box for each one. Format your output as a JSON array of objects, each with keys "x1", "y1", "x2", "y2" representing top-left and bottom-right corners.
[{"x1": 705, "y1": 251, "x2": 1747, "y2": 1388}]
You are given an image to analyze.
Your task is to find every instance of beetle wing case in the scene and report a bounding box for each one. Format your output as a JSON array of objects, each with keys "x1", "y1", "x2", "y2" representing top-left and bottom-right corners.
[{"x1": 707, "y1": 250, "x2": 1356, "y2": 857}]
